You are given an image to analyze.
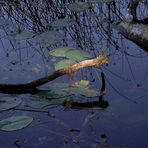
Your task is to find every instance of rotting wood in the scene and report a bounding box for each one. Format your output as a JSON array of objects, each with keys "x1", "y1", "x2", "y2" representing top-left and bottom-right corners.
[{"x1": 0, "y1": 51, "x2": 108, "y2": 94}]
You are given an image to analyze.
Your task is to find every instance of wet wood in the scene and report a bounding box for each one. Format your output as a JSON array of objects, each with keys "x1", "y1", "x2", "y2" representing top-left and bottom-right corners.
[
  {"x1": 116, "y1": 21, "x2": 148, "y2": 49},
  {"x1": 0, "y1": 51, "x2": 108, "y2": 94},
  {"x1": 116, "y1": 0, "x2": 148, "y2": 49}
]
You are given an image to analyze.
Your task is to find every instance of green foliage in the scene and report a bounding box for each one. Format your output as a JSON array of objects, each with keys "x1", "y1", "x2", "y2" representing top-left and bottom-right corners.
[
  {"x1": 54, "y1": 59, "x2": 76, "y2": 70},
  {"x1": 0, "y1": 19, "x2": 9, "y2": 27},
  {"x1": 35, "y1": 31, "x2": 63, "y2": 47},
  {"x1": 0, "y1": 116, "x2": 33, "y2": 131},
  {"x1": 48, "y1": 80, "x2": 99, "y2": 97},
  {"x1": 49, "y1": 46, "x2": 93, "y2": 70},
  {"x1": 67, "y1": 80, "x2": 99, "y2": 97},
  {"x1": 28, "y1": 80, "x2": 99, "y2": 109},
  {"x1": 50, "y1": 18, "x2": 76, "y2": 28},
  {"x1": 0, "y1": 97, "x2": 22, "y2": 111},
  {"x1": 65, "y1": 49, "x2": 93, "y2": 61},
  {"x1": 27, "y1": 96, "x2": 66, "y2": 109},
  {"x1": 68, "y1": 2, "x2": 90, "y2": 12},
  {"x1": 88, "y1": 0, "x2": 114, "y2": 4},
  {"x1": 49, "y1": 46, "x2": 75, "y2": 58},
  {"x1": 4, "y1": 30, "x2": 35, "y2": 40}
]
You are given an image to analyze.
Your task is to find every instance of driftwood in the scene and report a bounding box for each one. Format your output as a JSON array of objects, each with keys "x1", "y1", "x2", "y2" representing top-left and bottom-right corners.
[{"x1": 0, "y1": 51, "x2": 108, "y2": 94}]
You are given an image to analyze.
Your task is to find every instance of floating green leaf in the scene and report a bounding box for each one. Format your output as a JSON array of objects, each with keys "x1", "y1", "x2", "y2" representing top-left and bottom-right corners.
[
  {"x1": 0, "y1": 97, "x2": 22, "y2": 111},
  {"x1": 0, "y1": 19, "x2": 9, "y2": 27},
  {"x1": 4, "y1": 30, "x2": 35, "y2": 40},
  {"x1": 0, "y1": 1, "x2": 5, "y2": 6},
  {"x1": 68, "y1": 80, "x2": 99, "y2": 97},
  {"x1": 27, "y1": 96, "x2": 65, "y2": 109},
  {"x1": 65, "y1": 49, "x2": 93, "y2": 61},
  {"x1": 33, "y1": 81, "x2": 99, "y2": 107},
  {"x1": 0, "y1": 116, "x2": 33, "y2": 131},
  {"x1": 35, "y1": 31, "x2": 63, "y2": 47},
  {"x1": 68, "y1": 2, "x2": 90, "y2": 12},
  {"x1": 48, "y1": 80, "x2": 99, "y2": 98},
  {"x1": 49, "y1": 46, "x2": 93, "y2": 66},
  {"x1": 48, "y1": 83, "x2": 70, "y2": 96},
  {"x1": 27, "y1": 97, "x2": 52, "y2": 109},
  {"x1": 49, "y1": 46, "x2": 93, "y2": 70},
  {"x1": 50, "y1": 18, "x2": 75, "y2": 28},
  {"x1": 54, "y1": 59, "x2": 76, "y2": 70},
  {"x1": 88, "y1": 0, "x2": 114, "y2": 4},
  {"x1": 49, "y1": 46, "x2": 75, "y2": 58}
]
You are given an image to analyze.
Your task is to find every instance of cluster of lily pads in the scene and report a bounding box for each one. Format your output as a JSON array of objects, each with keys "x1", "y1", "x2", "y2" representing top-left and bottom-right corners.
[
  {"x1": 0, "y1": 0, "x2": 118, "y2": 132},
  {"x1": 49, "y1": 46, "x2": 94, "y2": 70},
  {"x1": 0, "y1": 0, "x2": 114, "y2": 47},
  {"x1": 0, "y1": 97, "x2": 33, "y2": 131},
  {"x1": 0, "y1": 80, "x2": 100, "y2": 131},
  {"x1": 1, "y1": 83, "x2": 148, "y2": 132}
]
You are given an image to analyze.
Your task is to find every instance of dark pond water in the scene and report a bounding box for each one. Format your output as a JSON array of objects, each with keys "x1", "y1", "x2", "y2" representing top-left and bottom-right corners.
[{"x1": 0, "y1": 0, "x2": 148, "y2": 148}]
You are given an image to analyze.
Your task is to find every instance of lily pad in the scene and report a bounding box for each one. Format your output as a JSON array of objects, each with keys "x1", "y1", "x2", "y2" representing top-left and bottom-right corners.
[
  {"x1": 50, "y1": 18, "x2": 75, "y2": 28},
  {"x1": 68, "y1": 80, "x2": 99, "y2": 97},
  {"x1": 0, "y1": 19, "x2": 10, "y2": 27},
  {"x1": 49, "y1": 46, "x2": 75, "y2": 58},
  {"x1": 36, "y1": 81, "x2": 99, "y2": 104},
  {"x1": 4, "y1": 30, "x2": 35, "y2": 40},
  {"x1": 48, "y1": 80, "x2": 99, "y2": 98},
  {"x1": 68, "y1": 2, "x2": 90, "y2": 12},
  {"x1": 0, "y1": 97, "x2": 22, "y2": 111},
  {"x1": 88, "y1": 0, "x2": 114, "y2": 4},
  {"x1": 66, "y1": 49, "x2": 93, "y2": 61},
  {"x1": 35, "y1": 31, "x2": 63, "y2": 47},
  {"x1": 54, "y1": 59, "x2": 76, "y2": 70},
  {"x1": 48, "y1": 83, "x2": 71, "y2": 96},
  {"x1": 27, "y1": 96, "x2": 65, "y2": 109},
  {"x1": 49, "y1": 46, "x2": 93, "y2": 63},
  {"x1": 0, "y1": 116, "x2": 33, "y2": 131}
]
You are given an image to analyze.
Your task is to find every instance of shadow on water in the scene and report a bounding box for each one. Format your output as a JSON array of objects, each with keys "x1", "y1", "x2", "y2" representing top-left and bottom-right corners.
[{"x1": 0, "y1": 0, "x2": 148, "y2": 148}]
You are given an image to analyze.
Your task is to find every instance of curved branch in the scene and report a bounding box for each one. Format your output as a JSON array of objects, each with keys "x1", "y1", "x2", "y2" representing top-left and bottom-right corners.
[{"x1": 0, "y1": 51, "x2": 108, "y2": 94}]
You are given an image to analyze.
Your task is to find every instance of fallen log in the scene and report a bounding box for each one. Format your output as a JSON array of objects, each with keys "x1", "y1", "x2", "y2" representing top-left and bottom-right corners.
[
  {"x1": 116, "y1": 21, "x2": 148, "y2": 49},
  {"x1": 0, "y1": 51, "x2": 108, "y2": 94}
]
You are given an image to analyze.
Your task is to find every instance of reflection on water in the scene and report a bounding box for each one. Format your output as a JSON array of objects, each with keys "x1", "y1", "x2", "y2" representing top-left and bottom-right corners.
[{"x1": 0, "y1": 0, "x2": 148, "y2": 147}]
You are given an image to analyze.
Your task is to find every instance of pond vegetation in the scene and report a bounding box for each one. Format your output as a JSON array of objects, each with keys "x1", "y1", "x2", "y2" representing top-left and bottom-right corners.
[{"x1": 0, "y1": 0, "x2": 148, "y2": 147}]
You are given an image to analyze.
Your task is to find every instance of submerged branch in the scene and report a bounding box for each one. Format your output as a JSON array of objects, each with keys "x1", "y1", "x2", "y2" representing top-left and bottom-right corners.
[{"x1": 0, "y1": 51, "x2": 108, "y2": 94}]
